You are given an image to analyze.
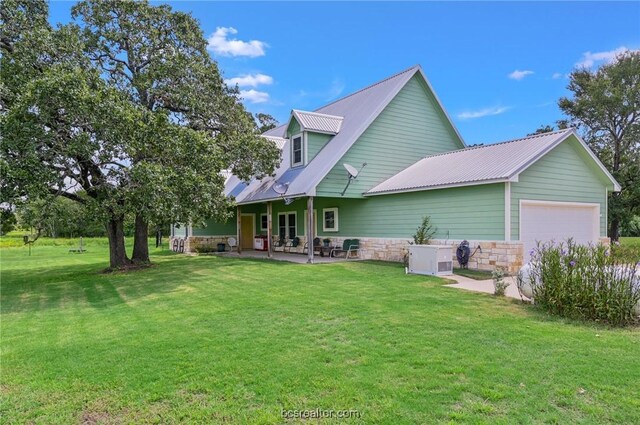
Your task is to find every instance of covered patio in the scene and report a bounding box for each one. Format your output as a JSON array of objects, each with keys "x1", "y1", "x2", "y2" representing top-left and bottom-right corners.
[{"x1": 218, "y1": 249, "x2": 359, "y2": 264}]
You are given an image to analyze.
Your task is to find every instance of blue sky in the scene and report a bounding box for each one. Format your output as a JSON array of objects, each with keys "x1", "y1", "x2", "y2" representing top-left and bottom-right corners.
[{"x1": 49, "y1": 1, "x2": 639, "y2": 145}]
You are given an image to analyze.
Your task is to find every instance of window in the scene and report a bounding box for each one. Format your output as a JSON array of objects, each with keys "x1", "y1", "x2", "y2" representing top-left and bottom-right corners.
[
  {"x1": 278, "y1": 212, "x2": 297, "y2": 239},
  {"x1": 323, "y1": 208, "x2": 339, "y2": 232},
  {"x1": 292, "y1": 134, "x2": 304, "y2": 167},
  {"x1": 260, "y1": 213, "x2": 268, "y2": 231}
]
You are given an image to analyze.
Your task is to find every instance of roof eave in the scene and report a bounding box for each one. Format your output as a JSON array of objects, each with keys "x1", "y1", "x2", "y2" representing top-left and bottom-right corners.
[{"x1": 364, "y1": 178, "x2": 510, "y2": 196}]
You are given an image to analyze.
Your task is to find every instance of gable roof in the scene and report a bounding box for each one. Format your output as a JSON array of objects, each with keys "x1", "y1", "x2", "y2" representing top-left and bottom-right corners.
[
  {"x1": 366, "y1": 129, "x2": 621, "y2": 195},
  {"x1": 234, "y1": 65, "x2": 466, "y2": 204},
  {"x1": 290, "y1": 110, "x2": 344, "y2": 135}
]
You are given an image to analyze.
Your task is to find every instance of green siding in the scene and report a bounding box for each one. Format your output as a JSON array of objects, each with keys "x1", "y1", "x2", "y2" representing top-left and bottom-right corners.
[
  {"x1": 313, "y1": 183, "x2": 504, "y2": 240},
  {"x1": 315, "y1": 74, "x2": 464, "y2": 198},
  {"x1": 286, "y1": 117, "x2": 301, "y2": 137},
  {"x1": 510, "y1": 136, "x2": 609, "y2": 239},
  {"x1": 189, "y1": 183, "x2": 503, "y2": 240},
  {"x1": 192, "y1": 214, "x2": 237, "y2": 236},
  {"x1": 306, "y1": 132, "x2": 332, "y2": 162}
]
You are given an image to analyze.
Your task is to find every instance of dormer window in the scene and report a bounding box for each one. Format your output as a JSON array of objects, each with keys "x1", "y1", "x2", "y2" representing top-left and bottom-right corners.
[{"x1": 292, "y1": 133, "x2": 304, "y2": 167}]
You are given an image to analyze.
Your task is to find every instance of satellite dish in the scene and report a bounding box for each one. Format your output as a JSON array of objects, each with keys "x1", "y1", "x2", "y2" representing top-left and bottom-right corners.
[
  {"x1": 340, "y1": 162, "x2": 367, "y2": 196},
  {"x1": 273, "y1": 181, "x2": 289, "y2": 195},
  {"x1": 344, "y1": 163, "x2": 359, "y2": 178}
]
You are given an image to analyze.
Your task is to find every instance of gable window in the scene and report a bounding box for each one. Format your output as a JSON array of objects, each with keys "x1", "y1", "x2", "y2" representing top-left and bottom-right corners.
[
  {"x1": 322, "y1": 208, "x2": 339, "y2": 232},
  {"x1": 260, "y1": 213, "x2": 268, "y2": 231},
  {"x1": 292, "y1": 134, "x2": 304, "y2": 167},
  {"x1": 278, "y1": 212, "x2": 297, "y2": 239}
]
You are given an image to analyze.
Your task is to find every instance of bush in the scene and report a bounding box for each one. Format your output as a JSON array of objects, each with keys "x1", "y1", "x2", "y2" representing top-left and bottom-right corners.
[
  {"x1": 492, "y1": 267, "x2": 508, "y2": 296},
  {"x1": 611, "y1": 240, "x2": 640, "y2": 264},
  {"x1": 412, "y1": 215, "x2": 436, "y2": 245},
  {"x1": 525, "y1": 240, "x2": 640, "y2": 326}
]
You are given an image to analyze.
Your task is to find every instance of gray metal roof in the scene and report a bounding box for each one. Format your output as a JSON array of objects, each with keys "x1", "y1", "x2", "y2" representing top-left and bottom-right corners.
[
  {"x1": 366, "y1": 129, "x2": 620, "y2": 195},
  {"x1": 291, "y1": 110, "x2": 343, "y2": 134},
  {"x1": 262, "y1": 135, "x2": 287, "y2": 149},
  {"x1": 235, "y1": 65, "x2": 465, "y2": 204}
]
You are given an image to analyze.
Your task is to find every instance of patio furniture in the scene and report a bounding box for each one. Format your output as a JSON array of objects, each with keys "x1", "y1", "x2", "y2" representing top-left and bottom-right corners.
[
  {"x1": 227, "y1": 237, "x2": 237, "y2": 252},
  {"x1": 284, "y1": 237, "x2": 300, "y2": 253},
  {"x1": 330, "y1": 239, "x2": 360, "y2": 259},
  {"x1": 303, "y1": 237, "x2": 323, "y2": 255},
  {"x1": 273, "y1": 236, "x2": 286, "y2": 251}
]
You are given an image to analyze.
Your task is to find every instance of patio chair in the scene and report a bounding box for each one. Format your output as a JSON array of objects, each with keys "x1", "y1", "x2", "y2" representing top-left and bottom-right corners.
[
  {"x1": 227, "y1": 237, "x2": 237, "y2": 252},
  {"x1": 273, "y1": 236, "x2": 286, "y2": 252},
  {"x1": 331, "y1": 239, "x2": 360, "y2": 259},
  {"x1": 284, "y1": 237, "x2": 300, "y2": 253},
  {"x1": 303, "y1": 237, "x2": 322, "y2": 255}
]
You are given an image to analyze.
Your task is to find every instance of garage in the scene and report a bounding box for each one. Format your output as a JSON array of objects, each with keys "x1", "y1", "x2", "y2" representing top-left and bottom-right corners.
[{"x1": 520, "y1": 200, "x2": 600, "y2": 261}]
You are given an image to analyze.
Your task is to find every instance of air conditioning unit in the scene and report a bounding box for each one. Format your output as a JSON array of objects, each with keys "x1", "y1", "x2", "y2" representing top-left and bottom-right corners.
[{"x1": 408, "y1": 245, "x2": 453, "y2": 276}]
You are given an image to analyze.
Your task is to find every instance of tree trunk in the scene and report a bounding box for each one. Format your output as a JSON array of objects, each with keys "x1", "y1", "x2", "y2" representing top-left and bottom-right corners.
[
  {"x1": 132, "y1": 213, "x2": 150, "y2": 263},
  {"x1": 609, "y1": 217, "x2": 620, "y2": 242},
  {"x1": 106, "y1": 216, "x2": 131, "y2": 269}
]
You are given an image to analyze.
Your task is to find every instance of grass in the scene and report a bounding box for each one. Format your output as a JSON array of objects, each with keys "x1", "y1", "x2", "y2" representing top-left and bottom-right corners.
[
  {"x1": 1, "y1": 238, "x2": 639, "y2": 424},
  {"x1": 453, "y1": 268, "x2": 494, "y2": 280},
  {"x1": 620, "y1": 237, "x2": 640, "y2": 248}
]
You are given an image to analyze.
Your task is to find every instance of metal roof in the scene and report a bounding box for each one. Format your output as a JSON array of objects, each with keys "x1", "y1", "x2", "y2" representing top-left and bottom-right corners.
[
  {"x1": 366, "y1": 129, "x2": 620, "y2": 195},
  {"x1": 236, "y1": 65, "x2": 465, "y2": 204},
  {"x1": 262, "y1": 135, "x2": 287, "y2": 149},
  {"x1": 290, "y1": 110, "x2": 344, "y2": 134}
]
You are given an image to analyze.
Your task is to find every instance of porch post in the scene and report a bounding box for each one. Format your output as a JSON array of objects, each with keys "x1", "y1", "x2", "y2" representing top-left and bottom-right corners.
[
  {"x1": 267, "y1": 201, "x2": 273, "y2": 258},
  {"x1": 236, "y1": 205, "x2": 242, "y2": 254},
  {"x1": 307, "y1": 196, "x2": 314, "y2": 264}
]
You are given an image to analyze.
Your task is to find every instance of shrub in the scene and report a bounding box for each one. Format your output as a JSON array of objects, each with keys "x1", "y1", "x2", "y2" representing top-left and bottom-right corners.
[
  {"x1": 492, "y1": 267, "x2": 508, "y2": 296},
  {"x1": 412, "y1": 215, "x2": 437, "y2": 245},
  {"x1": 526, "y1": 239, "x2": 640, "y2": 326},
  {"x1": 611, "y1": 240, "x2": 640, "y2": 264}
]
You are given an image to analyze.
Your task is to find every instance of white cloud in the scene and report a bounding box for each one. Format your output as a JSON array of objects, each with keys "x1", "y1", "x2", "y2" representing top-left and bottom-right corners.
[
  {"x1": 508, "y1": 70, "x2": 534, "y2": 80},
  {"x1": 225, "y1": 73, "x2": 273, "y2": 88},
  {"x1": 457, "y1": 106, "x2": 509, "y2": 120},
  {"x1": 552, "y1": 72, "x2": 563, "y2": 79},
  {"x1": 207, "y1": 27, "x2": 267, "y2": 57},
  {"x1": 575, "y1": 46, "x2": 636, "y2": 68},
  {"x1": 240, "y1": 89, "x2": 269, "y2": 104}
]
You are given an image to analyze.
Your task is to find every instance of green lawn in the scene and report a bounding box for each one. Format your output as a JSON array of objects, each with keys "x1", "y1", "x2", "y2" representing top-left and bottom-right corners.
[
  {"x1": 453, "y1": 268, "x2": 495, "y2": 280},
  {"x1": 1, "y1": 239, "x2": 639, "y2": 424},
  {"x1": 620, "y1": 236, "x2": 640, "y2": 247}
]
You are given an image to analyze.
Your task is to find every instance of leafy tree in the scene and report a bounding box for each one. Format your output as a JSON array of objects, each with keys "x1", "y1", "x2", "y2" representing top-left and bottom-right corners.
[
  {"x1": 16, "y1": 197, "x2": 105, "y2": 238},
  {"x1": 1, "y1": 0, "x2": 280, "y2": 268},
  {"x1": 71, "y1": 0, "x2": 280, "y2": 263},
  {"x1": 0, "y1": 209, "x2": 17, "y2": 235},
  {"x1": 559, "y1": 51, "x2": 640, "y2": 241},
  {"x1": 527, "y1": 120, "x2": 570, "y2": 136},
  {"x1": 255, "y1": 113, "x2": 278, "y2": 133}
]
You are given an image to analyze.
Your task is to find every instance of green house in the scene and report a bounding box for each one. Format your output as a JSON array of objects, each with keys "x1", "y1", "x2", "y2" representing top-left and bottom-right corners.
[{"x1": 172, "y1": 65, "x2": 620, "y2": 272}]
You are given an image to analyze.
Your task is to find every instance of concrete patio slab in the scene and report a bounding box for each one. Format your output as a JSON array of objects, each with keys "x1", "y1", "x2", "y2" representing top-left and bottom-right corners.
[
  {"x1": 444, "y1": 275, "x2": 530, "y2": 301},
  {"x1": 208, "y1": 250, "x2": 359, "y2": 264}
]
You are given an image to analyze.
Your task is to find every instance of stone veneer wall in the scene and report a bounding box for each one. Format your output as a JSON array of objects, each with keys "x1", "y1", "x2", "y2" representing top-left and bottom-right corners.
[
  {"x1": 335, "y1": 237, "x2": 524, "y2": 274},
  {"x1": 173, "y1": 235, "x2": 526, "y2": 273}
]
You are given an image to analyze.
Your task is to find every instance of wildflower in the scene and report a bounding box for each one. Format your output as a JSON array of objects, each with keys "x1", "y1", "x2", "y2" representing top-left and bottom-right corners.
[
  {"x1": 529, "y1": 249, "x2": 535, "y2": 257},
  {"x1": 561, "y1": 249, "x2": 567, "y2": 256},
  {"x1": 569, "y1": 260, "x2": 576, "y2": 267},
  {"x1": 605, "y1": 249, "x2": 610, "y2": 256}
]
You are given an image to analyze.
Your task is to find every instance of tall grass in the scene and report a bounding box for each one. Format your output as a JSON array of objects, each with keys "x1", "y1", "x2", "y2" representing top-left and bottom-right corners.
[{"x1": 524, "y1": 240, "x2": 640, "y2": 326}]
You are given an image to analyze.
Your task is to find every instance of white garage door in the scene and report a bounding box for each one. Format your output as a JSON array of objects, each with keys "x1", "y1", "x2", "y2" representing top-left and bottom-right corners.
[{"x1": 521, "y1": 200, "x2": 600, "y2": 261}]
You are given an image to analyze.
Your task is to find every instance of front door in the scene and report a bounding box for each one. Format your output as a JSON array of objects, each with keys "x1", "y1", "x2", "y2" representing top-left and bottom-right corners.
[{"x1": 241, "y1": 215, "x2": 255, "y2": 249}]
